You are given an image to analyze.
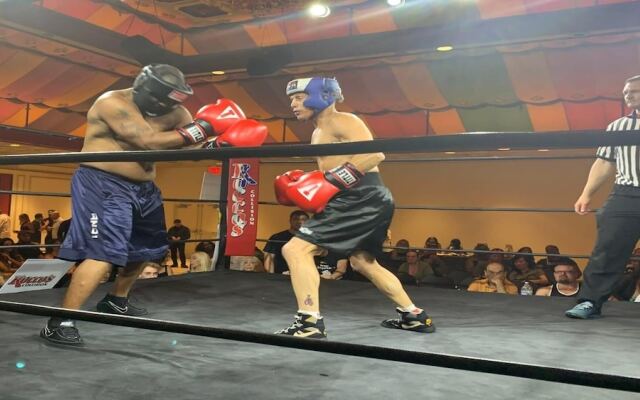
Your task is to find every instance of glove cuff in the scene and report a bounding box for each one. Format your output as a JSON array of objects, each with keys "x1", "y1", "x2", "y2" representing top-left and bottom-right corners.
[
  {"x1": 177, "y1": 121, "x2": 208, "y2": 144},
  {"x1": 324, "y1": 162, "x2": 363, "y2": 190}
]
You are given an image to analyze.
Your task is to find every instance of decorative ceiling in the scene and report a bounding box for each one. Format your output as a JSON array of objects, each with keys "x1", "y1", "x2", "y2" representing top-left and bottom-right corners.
[{"x1": 0, "y1": 0, "x2": 639, "y2": 148}]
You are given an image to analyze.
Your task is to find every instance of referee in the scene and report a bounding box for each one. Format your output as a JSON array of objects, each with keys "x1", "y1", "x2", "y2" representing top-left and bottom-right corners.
[{"x1": 567, "y1": 75, "x2": 640, "y2": 319}]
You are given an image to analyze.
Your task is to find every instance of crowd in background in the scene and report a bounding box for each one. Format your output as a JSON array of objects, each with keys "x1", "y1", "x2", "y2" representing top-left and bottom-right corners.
[{"x1": 1, "y1": 208, "x2": 639, "y2": 304}]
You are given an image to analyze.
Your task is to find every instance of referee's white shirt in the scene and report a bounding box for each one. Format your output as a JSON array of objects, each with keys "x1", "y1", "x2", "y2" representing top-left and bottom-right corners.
[{"x1": 596, "y1": 111, "x2": 640, "y2": 187}]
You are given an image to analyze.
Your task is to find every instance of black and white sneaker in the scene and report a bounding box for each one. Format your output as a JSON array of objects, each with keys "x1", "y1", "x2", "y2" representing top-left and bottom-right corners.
[
  {"x1": 96, "y1": 295, "x2": 148, "y2": 316},
  {"x1": 381, "y1": 307, "x2": 436, "y2": 333},
  {"x1": 275, "y1": 313, "x2": 327, "y2": 339},
  {"x1": 40, "y1": 319, "x2": 84, "y2": 346}
]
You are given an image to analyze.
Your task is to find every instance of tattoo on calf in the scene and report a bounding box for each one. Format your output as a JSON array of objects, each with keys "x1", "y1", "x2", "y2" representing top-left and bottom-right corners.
[{"x1": 304, "y1": 295, "x2": 314, "y2": 306}]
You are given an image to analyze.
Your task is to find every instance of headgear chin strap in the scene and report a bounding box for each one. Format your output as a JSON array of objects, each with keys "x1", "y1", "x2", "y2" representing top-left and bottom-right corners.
[
  {"x1": 133, "y1": 64, "x2": 193, "y2": 117},
  {"x1": 286, "y1": 77, "x2": 342, "y2": 115}
]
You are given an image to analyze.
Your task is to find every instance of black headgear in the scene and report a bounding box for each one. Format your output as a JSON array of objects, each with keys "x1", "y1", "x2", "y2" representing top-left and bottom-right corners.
[{"x1": 132, "y1": 64, "x2": 193, "y2": 117}]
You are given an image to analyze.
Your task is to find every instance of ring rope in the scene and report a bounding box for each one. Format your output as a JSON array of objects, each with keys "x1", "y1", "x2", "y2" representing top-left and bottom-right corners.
[
  {"x1": 0, "y1": 190, "x2": 593, "y2": 214},
  {"x1": 0, "y1": 301, "x2": 637, "y2": 392},
  {"x1": 1, "y1": 131, "x2": 639, "y2": 165}
]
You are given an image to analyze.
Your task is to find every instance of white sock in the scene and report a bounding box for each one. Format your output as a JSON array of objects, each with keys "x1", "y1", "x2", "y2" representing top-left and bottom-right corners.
[
  {"x1": 298, "y1": 310, "x2": 322, "y2": 319},
  {"x1": 400, "y1": 304, "x2": 420, "y2": 313}
]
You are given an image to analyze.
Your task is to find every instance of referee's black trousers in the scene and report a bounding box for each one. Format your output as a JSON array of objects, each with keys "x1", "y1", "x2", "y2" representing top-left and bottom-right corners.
[{"x1": 578, "y1": 189, "x2": 640, "y2": 308}]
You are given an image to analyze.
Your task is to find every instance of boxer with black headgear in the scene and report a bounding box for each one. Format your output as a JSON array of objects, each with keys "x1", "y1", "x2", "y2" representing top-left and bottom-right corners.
[
  {"x1": 40, "y1": 64, "x2": 267, "y2": 346},
  {"x1": 132, "y1": 64, "x2": 193, "y2": 117},
  {"x1": 274, "y1": 77, "x2": 435, "y2": 338}
]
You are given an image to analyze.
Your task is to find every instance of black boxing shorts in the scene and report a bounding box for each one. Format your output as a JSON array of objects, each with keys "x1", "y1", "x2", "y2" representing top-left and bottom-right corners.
[{"x1": 294, "y1": 173, "x2": 394, "y2": 258}]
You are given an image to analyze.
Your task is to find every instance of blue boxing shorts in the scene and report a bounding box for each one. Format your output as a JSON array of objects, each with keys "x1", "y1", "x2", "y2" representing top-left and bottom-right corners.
[{"x1": 58, "y1": 166, "x2": 168, "y2": 267}]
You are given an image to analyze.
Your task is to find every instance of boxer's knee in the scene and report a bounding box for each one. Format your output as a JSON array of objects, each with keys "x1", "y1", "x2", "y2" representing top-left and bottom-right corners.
[{"x1": 282, "y1": 238, "x2": 317, "y2": 267}]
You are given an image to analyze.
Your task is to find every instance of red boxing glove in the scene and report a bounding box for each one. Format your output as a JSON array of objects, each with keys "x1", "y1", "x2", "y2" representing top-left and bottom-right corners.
[
  {"x1": 202, "y1": 119, "x2": 268, "y2": 148},
  {"x1": 274, "y1": 170, "x2": 305, "y2": 206},
  {"x1": 282, "y1": 164, "x2": 363, "y2": 213},
  {"x1": 177, "y1": 99, "x2": 246, "y2": 145}
]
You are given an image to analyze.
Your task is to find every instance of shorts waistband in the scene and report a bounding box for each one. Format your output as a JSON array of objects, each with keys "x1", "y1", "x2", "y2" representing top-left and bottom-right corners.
[
  {"x1": 359, "y1": 172, "x2": 383, "y2": 186},
  {"x1": 78, "y1": 165, "x2": 150, "y2": 185}
]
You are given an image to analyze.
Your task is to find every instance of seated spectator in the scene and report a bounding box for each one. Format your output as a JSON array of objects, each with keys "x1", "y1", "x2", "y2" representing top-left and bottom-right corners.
[
  {"x1": 488, "y1": 248, "x2": 504, "y2": 264},
  {"x1": 377, "y1": 231, "x2": 401, "y2": 273},
  {"x1": 419, "y1": 242, "x2": 448, "y2": 278},
  {"x1": 467, "y1": 262, "x2": 518, "y2": 294},
  {"x1": 195, "y1": 241, "x2": 216, "y2": 259},
  {"x1": 508, "y1": 253, "x2": 549, "y2": 291},
  {"x1": 315, "y1": 251, "x2": 347, "y2": 280},
  {"x1": 138, "y1": 262, "x2": 162, "y2": 279},
  {"x1": 16, "y1": 231, "x2": 40, "y2": 260},
  {"x1": 535, "y1": 258, "x2": 581, "y2": 297},
  {"x1": 389, "y1": 239, "x2": 410, "y2": 262},
  {"x1": 610, "y1": 266, "x2": 640, "y2": 302},
  {"x1": 263, "y1": 210, "x2": 309, "y2": 274},
  {"x1": 536, "y1": 244, "x2": 562, "y2": 284},
  {"x1": 464, "y1": 243, "x2": 491, "y2": 283},
  {"x1": 39, "y1": 245, "x2": 59, "y2": 259},
  {"x1": 447, "y1": 238, "x2": 463, "y2": 253},
  {"x1": 230, "y1": 250, "x2": 265, "y2": 272},
  {"x1": 0, "y1": 238, "x2": 24, "y2": 270},
  {"x1": 397, "y1": 250, "x2": 433, "y2": 285},
  {"x1": 190, "y1": 251, "x2": 212, "y2": 273},
  {"x1": 422, "y1": 236, "x2": 441, "y2": 253},
  {"x1": 624, "y1": 247, "x2": 640, "y2": 274}
]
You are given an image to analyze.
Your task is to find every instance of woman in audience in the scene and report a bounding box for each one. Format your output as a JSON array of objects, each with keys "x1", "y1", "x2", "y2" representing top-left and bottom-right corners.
[
  {"x1": 508, "y1": 253, "x2": 549, "y2": 290},
  {"x1": 0, "y1": 238, "x2": 24, "y2": 270},
  {"x1": 189, "y1": 251, "x2": 212, "y2": 273}
]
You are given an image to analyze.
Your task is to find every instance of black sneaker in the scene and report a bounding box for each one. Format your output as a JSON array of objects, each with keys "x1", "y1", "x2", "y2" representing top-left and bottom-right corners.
[
  {"x1": 275, "y1": 313, "x2": 327, "y2": 339},
  {"x1": 96, "y1": 295, "x2": 148, "y2": 316},
  {"x1": 381, "y1": 307, "x2": 436, "y2": 333},
  {"x1": 40, "y1": 319, "x2": 84, "y2": 346}
]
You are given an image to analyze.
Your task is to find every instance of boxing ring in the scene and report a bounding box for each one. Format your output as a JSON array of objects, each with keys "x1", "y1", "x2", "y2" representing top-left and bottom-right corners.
[{"x1": 0, "y1": 131, "x2": 639, "y2": 399}]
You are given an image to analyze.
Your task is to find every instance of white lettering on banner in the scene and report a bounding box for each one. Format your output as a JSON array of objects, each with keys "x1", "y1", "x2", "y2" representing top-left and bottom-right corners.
[
  {"x1": 298, "y1": 183, "x2": 322, "y2": 201},
  {"x1": 230, "y1": 163, "x2": 257, "y2": 238},
  {"x1": 218, "y1": 106, "x2": 241, "y2": 120},
  {"x1": 90, "y1": 213, "x2": 99, "y2": 238}
]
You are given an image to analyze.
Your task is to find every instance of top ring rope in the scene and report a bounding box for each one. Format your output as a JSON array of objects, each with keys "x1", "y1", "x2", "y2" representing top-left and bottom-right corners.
[{"x1": 0, "y1": 130, "x2": 638, "y2": 165}]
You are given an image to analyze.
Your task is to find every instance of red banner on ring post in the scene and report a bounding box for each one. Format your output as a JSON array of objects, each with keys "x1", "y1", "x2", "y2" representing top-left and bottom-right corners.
[{"x1": 225, "y1": 159, "x2": 259, "y2": 256}]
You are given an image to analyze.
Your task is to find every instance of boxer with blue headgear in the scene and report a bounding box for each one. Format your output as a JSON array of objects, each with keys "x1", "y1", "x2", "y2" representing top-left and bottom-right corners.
[
  {"x1": 286, "y1": 77, "x2": 343, "y2": 117},
  {"x1": 274, "y1": 75, "x2": 436, "y2": 339}
]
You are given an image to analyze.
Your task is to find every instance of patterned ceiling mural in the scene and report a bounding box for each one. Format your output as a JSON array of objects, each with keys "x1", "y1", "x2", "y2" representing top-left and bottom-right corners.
[{"x1": 0, "y1": 0, "x2": 638, "y2": 145}]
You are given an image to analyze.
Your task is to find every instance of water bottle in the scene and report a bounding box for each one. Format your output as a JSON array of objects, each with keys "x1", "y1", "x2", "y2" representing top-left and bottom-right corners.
[{"x1": 520, "y1": 281, "x2": 533, "y2": 296}]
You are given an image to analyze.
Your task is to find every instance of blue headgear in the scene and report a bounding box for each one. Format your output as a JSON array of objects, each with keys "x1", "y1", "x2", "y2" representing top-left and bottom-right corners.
[{"x1": 285, "y1": 77, "x2": 342, "y2": 115}]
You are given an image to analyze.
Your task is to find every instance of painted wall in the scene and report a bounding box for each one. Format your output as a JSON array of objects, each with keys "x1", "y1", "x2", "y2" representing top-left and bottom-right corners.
[{"x1": 0, "y1": 156, "x2": 615, "y2": 267}]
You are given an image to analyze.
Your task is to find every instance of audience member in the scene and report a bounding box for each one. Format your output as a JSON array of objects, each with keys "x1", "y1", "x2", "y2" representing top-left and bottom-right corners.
[
  {"x1": 57, "y1": 217, "x2": 71, "y2": 244},
  {"x1": 397, "y1": 250, "x2": 434, "y2": 285},
  {"x1": 624, "y1": 247, "x2": 640, "y2": 274},
  {"x1": 17, "y1": 213, "x2": 35, "y2": 235},
  {"x1": 195, "y1": 240, "x2": 216, "y2": 259},
  {"x1": 230, "y1": 249, "x2": 266, "y2": 272},
  {"x1": 32, "y1": 213, "x2": 45, "y2": 244},
  {"x1": 535, "y1": 258, "x2": 581, "y2": 297},
  {"x1": 377, "y1": 232, "x2": 405, "y2": 273},
  {"x1": 0, "y1": 209, "x2": 11, "y2": 239},
  {"x1": 44, "y1": 210, "x2": 63, "y2": 244},
  {"x1": 447, "y1": 238, "x2": 463, "y2": 252},
  {"x1": 0, "y1": 238, "x2": 24, "y2": 269},
  {"x1": 315, "y1": 251, "x2": 348, "y2": 280},
  {"x1": 167, "y1": 219, "x2": 191, "y2": 268},
  {"x1": 508, "y1": 253, "x2": 549, "y2": 291},
  {"x1": 488, "y1": 248, "x2": 505, "y2": 264},
  {"x1": 419, "y1": 240, "x2": 448, "y2": 279},
  {"x1": 467, "y1": 262, "x2": 518, "y2": 294},
  {"x1": 16, "y1": 231, "x2": 40, "y2": 260},
  {"x1": 263, "y1": 210, "x2": 308, "y2": 274},
  {"x1": 536, "y1": 244, "x2": 562, "y2": 283},
  {"x1": 138, "y1": 262, "x2": 161, "y2": 279},
  {"x1": 189, "y1": 251, "x2": 212, "y2": 273},
  {"x1": 464, "y1": 243, "x2": 491, "y2": 283},
  {"x1": 610, "y1": 266, "x2": 640, "y2": 302}
]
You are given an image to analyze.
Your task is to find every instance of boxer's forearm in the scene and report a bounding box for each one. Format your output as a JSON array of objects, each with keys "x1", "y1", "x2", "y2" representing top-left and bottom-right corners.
[{"x1": 346, "y1": 152, "x2": 385, "y2": 173}]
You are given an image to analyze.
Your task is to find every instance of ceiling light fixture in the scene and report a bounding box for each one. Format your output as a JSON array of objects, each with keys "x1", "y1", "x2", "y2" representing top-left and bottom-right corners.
[
  {"x1": 9, "y1": 144, "x2": 21, "y2": 147},
  {"x1": 211, "y1": 70, "x2": 225, "y2": 75},
  {"x1": 387, "y1": 0, "x2": 405, "y2": 6},
  {"x1": 308, "y1": 3, "x2": 331, "y2": 18},
  {"x1": 436, "y1": 45, "x2": 454, "y2": 52}
]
